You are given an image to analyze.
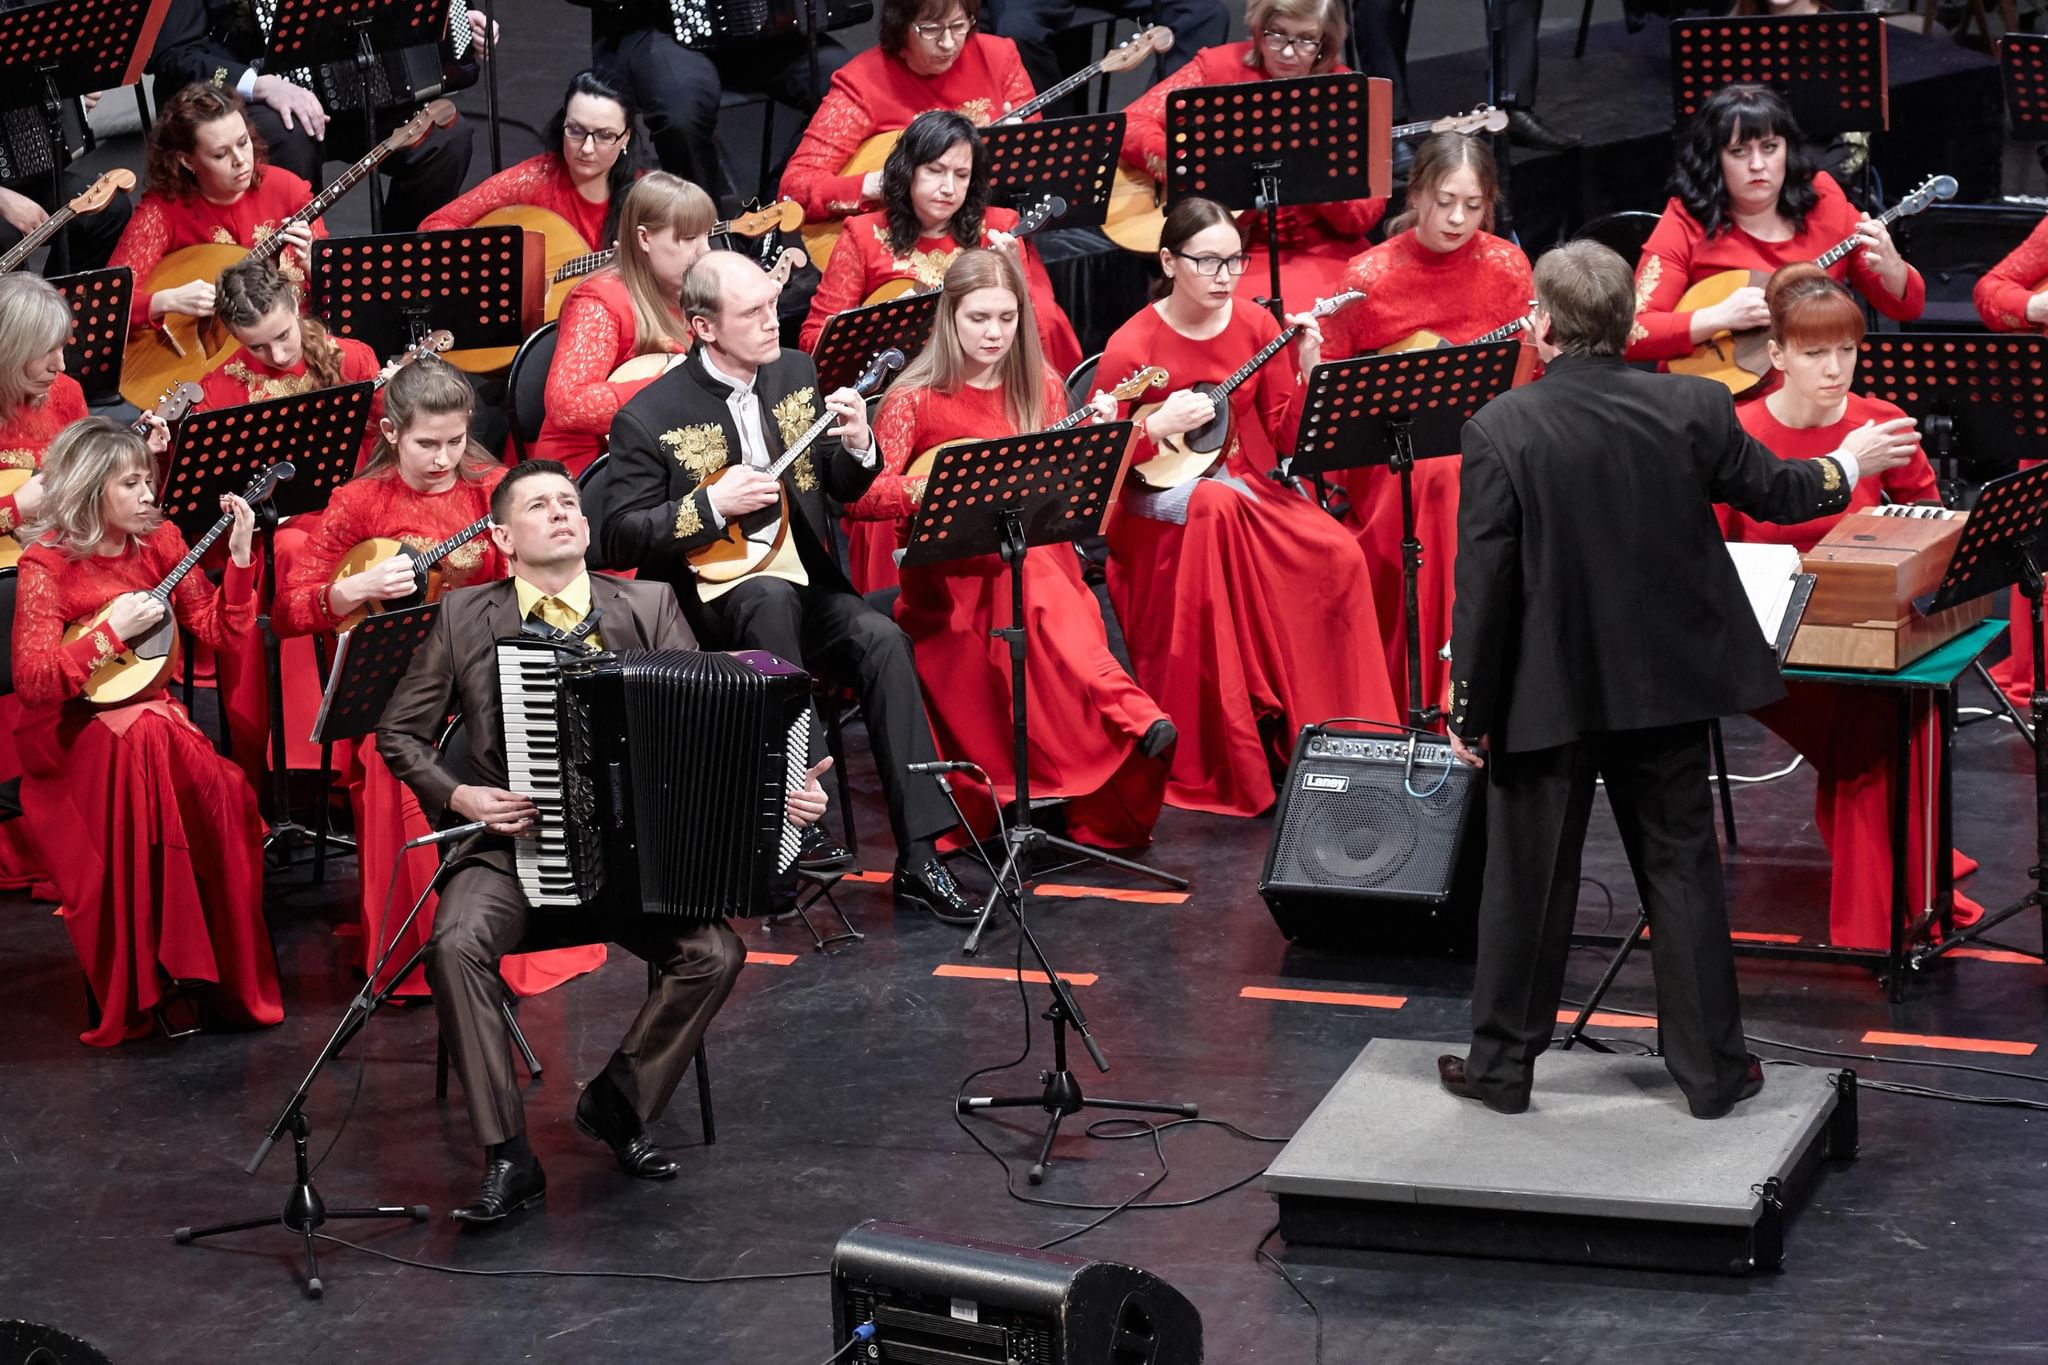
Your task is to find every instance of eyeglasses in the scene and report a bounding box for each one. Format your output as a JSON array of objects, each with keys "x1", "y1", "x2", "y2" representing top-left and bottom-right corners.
[
  {"x1": 1260, "y1": 29, "x2": 1323, "y2": 57},
  {"x1": 911, "y1": 17, "x2": 975, "y2": 42},
  {"x1": 564, "y1": 123, "x2": 627, "y2": 148},
  {"x1": 1172, "y1": 251, "x2": 1251, "y2": 277}
]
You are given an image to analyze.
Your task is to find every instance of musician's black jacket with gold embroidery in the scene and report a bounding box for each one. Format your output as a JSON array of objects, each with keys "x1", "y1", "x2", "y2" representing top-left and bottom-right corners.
[{"x1": 1448, "y1": 353, "x2": 1851, "y2": 754}]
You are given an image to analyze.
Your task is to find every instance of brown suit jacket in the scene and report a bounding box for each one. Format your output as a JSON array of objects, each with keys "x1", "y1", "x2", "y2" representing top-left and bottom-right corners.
[{"x1": 377, "y1": 571, "x2": 698, "y2": 876}]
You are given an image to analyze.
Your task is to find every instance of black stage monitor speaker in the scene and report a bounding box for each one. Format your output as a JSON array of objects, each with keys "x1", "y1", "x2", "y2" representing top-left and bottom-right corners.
[
  {"x1": 831, "y1": 1221, "x2": 1203, "y2": 1364},
  {"x1": 1258, "y1": 723, "x2": 1484, "y2": 950}
]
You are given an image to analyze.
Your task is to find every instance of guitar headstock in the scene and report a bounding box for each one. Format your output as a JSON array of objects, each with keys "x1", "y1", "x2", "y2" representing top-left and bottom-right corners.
[
  {"x1": 69, "y1": 168, "x2": 136, "y2": 216},
  {"x1": 153, "y1": 381, "x2": 203, "y2": 423},
  {"x1": 1012, "y1": 195, "x2": 1068, "y2": 237},
  {"x1": 1104, "y1": 365, "x2": 1169, "y2": 402},
  {"x1": 1434, "y1": 105, "x2": 1509, "y2": 137},
  {"x1": 244, "y1": 461, "x2": 296, "y2": 508},
  {"x1": 388, "y1": 99, "x2": 458, "y2": 153},
  {"x1": 855, "y1": 347, "x2": 907, "y2": 396},
  {"x1": 766, "y1": 246, "x2": 809, "y2": 285},
  {"x1": 1311, "y1": 289, "x2": 1367, "y2": 319},
  {"x1": 1104, "y1": 24, "x2": 1174, "y2": 72},
  {"x1": 1900, "y1": 174, "x2": 1959, "y2": 216},
  {"x1": 416, "y1": 329, "x2": 456, "y2": 358},
  {"x1": 730, "y1": 199, "x2": 804, "y2": 237}
]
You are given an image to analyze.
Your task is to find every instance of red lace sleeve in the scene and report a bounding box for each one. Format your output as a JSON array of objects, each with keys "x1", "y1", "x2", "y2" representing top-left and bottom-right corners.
[
  {"x1": 163, "y1": 524, "x2": 258, "y2": 649},
  {"x1": 420, "y1": 157, "x2": 558, "y2": 232},
  {"x1": 276, "y1": 484, "x2": 361, "y2": 637},
  {"x1": 994, "y1": 38, "x2": 1037, "y2": 116},
  {"x1": 851, "y1": 386, "x2": 928, "y2": 522},
  {"x1": 110, "y1": 194, "x2": 175, "y2": 332},
  {"x1": 1626, "y1": 200, "x2": 1704, "y2": 362},
  {"x1": 10, "y1": 547, "x2": 120, "y2": 706},
  {"x1": 1976, "y1": 218, "x2": 2048, "y2": 332},
  {"x1": 802, "y1": 224, "x2": 872, "y2": 351},
  {"x1": 782, "y1": 81, "x2": 877, "y2": 220},
  {"x1": 545, "y1": 283, "x2": 636, "y2": 435},
  {"x1": 1253, "y1": 327, "x2": 1305, "y2": 465},
  {"x1": 1316, "y1": 251, "x2": 1382, "y2": 361}
]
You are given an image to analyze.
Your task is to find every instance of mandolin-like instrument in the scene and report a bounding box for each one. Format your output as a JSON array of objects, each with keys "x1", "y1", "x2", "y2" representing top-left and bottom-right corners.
[
  {"x1": 1668, "y1": 173, "x2": 1958, "y2": 397},
  {"x1": 0, "y1": 381, "x2": 202, "y2": 569},
  {"x1": 1130, "y1": 289, "x2": 1363, "y2": 491},
  {"x1": 606, "y1": 247, "x2": 809, "y2": 387},
  {"x1": 859, "y1": 192, "x2": 1067, "y2": 305},
  {"x1": 0, "y1": 169, "x2": 136, "y2": 274},
  {"x1": 328, "y1": 510, "x2": 491, "y2": 634},
  {"x1": 62, "y1": 461, "x2": 295, "y2": 705},
  {"x1": 688, "y1": 347, "x2": 904, "y2": 587},
  {"x1": 1103, "y1": 104, "x2": 1510, "y2": 255},
  {"x1": 799, "y1": 25, "x2": 1174, "y2": 267},
  {"x1": 904, "y1": 364, "x2": 1169, "y2": 480},
  {"x1": 118, "y1": 100, "x2": 458, "y2": 407}
]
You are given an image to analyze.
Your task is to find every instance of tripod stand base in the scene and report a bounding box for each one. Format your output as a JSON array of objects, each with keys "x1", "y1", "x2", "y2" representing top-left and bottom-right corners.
[{"x1": 960, "y1": 1077, "x2": 1198, "y2": 1185}]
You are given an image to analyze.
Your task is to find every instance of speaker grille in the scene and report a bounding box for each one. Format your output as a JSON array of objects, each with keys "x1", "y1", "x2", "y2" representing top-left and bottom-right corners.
[{"x1": 1265, "y1": 749, "x2": 1476, "y2": 904}]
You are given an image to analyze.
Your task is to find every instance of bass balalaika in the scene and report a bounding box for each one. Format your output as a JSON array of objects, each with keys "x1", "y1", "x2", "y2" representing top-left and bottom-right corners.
[{"x1": 498, "y1": 642, "x2": 813, "y2": 920}]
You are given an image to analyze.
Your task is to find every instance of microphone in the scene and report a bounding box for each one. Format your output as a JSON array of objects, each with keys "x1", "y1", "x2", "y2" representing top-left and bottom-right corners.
[
  {"x1": 402, "y1": 819, "x2": 490, "y2": 849},
  {"x1": 906, "y1": 760, "x2": 977, "y2": 775}
]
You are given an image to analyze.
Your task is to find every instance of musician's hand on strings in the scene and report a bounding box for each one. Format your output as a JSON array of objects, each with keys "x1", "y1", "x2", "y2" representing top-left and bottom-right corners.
[
  {"x1": 1447, "y1": 731, "x2": 1485, "y2": 768},
  {"x1": 152, "y1": 279, "x2": 216, "y2": 321},
  {"x1": 450, "y1": 784, "x2": 541, "y2": 836},
  {"x1": 824, "y1": 385, "x2": 872, "y2": 452},
  {"x1": 1086, "y1": 389, "x2": 1117, "y2": 423},
  {"x1": 13, "y1": 472, "x2": 44, "y2": 522},
  {"x1": 707, "y1": 467, "x2": 781, "y2": 518},
  {"x1": 139, "y1": 414, "x2": 171, "y2": 457},
  {"x1": 0, "y1": 187, "x2": 47, "y2": 235},
  {"x1": 222, "y1": 494, "x2": 256, "y2": 567},
  {"x1": 104, "y1": 591, "x2": 167, "y2": 644},
  {"x1": 1835, "y1": 415, "x2": 1920, "y2": 478},
  {"x1": 985, "y1": 229, "x2": 1020, "y2": 262},
  {"x1": 466, "y1": 10, "x2": 500, "y2": 58},
  {"x1": 1852, "y1": 216, "x2": 1907, "y2": 294},
  {"x1": 860, "y1": 171, "x2": 885, "y2": 203},
  {"x1": 252, "y1": 75, "x2": 329, "y2": 139},
  {"x1": 339, "y1": 554, "x2": 421, "y2": 612},
  {"x1": 1286, "y1": 310, "x2": 1325, "y2": 375},
  {"x1": 786, "y1": 757, "x2": 832, "y2": 826},
  {"x1": 1143, "y1": 388, "x2": 1218, "y2": 443},
  {"x1": 278, "y1": 220, "x2": 316, "y2": 264},
  {"x1": 1694, "y1": 285, "x2": 1768, "y2": 337}
]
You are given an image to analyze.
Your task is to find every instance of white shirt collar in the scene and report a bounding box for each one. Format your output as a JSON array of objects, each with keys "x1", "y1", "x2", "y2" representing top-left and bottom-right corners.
[{"x1": 699, "y1": 348, "x2": 757, "y2": 398}]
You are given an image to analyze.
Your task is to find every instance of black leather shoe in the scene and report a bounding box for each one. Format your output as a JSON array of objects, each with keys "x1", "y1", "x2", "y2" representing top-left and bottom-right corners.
[
  {"x1": 1437, "y1": 1054, "x2": 1530, "y2": 1115},
  {"x1": 895, "y1": 855, "x2": 975, "y2": 924},
  {"x1": 798, "y1": 823, "x2": 855, "y2": 872},
  {"x1": 1139, "y1": 717, "x2": 1178, "y2": 761},
  {"x1": 1689, "y1": 1054, "x2": 1766, "y2": 1120},
  {"x1": 1508, "y1": 109, "x2": 1580, "y2": 152},
  {"x1": 451, "y1": 1157, "x2": 546, "y2": 1225},
  {"x1": 575, "y1": 1078, "x2": 680, "y2": 1179}
]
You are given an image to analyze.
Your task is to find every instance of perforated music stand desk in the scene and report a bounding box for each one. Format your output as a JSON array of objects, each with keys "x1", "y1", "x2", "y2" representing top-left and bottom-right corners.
[
  {"x1": 1670, "y1": 14, "x2": 1888, "y2": 137},
  {"x1": 1164, "y1": 74, "x2": 1391, "y2": 311},
  {"x1": 50, "y1": 267, "x2": 133, "y2": 409},
  {"x1": 311, "y1": 602, "x2": 440, "y2": 744},
  {"x1": 0, "y1": 0, "x2": 169, "y2": 163},
  {"x1": 984, "y1": 113, "x2": 1124, "y2": 230},
  {"x1": 812, "y1": 291, "x2": 939, "y2": 395},
  {"x1": 2001, "y1": 33, "x2": 2048, "y2": 143},
  {"x1": 1855, "y1": 333, "x2": 2048, "y2": 498},
  {"x1": 161, "y1": 383, "x2": 369, "y2": 539},
  {"x1": 312, "y1": 228, "x2": 540, "y2": 365}
]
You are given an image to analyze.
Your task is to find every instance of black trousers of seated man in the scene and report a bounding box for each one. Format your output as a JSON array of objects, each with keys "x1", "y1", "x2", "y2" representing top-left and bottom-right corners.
[
  {"x1": 1464, "y1": 721, "x2": 1753, "y2": 1113},
  {"x1": 242, "y1": 100, "x2": 473, "y2": 233},
  {"x1": 427, "y1": 864, "x2": 746, "y2": 1147},
  {"x1": 700, "y1": 576, "x2": 955, "y2": 855}
]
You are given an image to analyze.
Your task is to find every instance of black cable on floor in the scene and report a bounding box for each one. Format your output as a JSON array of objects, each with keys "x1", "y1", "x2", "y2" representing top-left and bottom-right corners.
[{"x1": 1254, "y1": 1222, "x2": 1323, "y2": 1365}]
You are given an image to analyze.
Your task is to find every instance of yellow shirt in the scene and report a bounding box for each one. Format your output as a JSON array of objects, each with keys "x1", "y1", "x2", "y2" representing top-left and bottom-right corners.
[{"x1": 514, "y1": 571, "x2": 605, "y2": 651}]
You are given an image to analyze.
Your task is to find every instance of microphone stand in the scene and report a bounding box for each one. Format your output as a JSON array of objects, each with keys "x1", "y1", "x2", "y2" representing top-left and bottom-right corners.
[{"x1": 172, "y1": 823, "x2": 486, "y2": 1298}]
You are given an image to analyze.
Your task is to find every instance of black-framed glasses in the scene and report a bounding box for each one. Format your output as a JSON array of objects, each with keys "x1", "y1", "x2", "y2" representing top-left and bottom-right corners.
[
  {"x1": 911, "y1": 17, "x2": 975, "y2": 42},
  {"x1": 564, "y1": 123, "x2": 627, "y2": 147},
  {"x1": 1172, "y1": 250, "x2": 1251, "y2": 277},
  {"x1": 1260, "y1": 29, "x2": 1322, "y2": 57}
]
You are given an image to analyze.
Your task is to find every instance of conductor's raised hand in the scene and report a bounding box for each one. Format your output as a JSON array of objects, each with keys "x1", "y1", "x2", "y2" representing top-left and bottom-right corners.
[
  {"x1": 450, "y1": 783, "x2": 540, "y2": 836},
  {"x1": 706, "y1": 466, "x2": 781, "y2": 518},
  {"x1": 1836, "y1": 416, "x2": 1920, "y2": 477},
  {"x1": 786, "y1": 756, "x2": 832, "y2": 826},
  {"x1": 824, "y1": 385, "x2": 871, "y2": 452}
]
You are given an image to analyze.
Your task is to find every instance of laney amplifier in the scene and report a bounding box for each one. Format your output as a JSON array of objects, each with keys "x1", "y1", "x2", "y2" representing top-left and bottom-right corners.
[{"x1": 1258, "y1": 724, "x2": 1483, "y2": 949}]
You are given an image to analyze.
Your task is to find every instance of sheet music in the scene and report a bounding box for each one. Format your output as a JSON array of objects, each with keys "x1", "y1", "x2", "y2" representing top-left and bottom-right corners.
[{"x1": 1724, "y1": 541, "x2": 1804, "y2": 649}]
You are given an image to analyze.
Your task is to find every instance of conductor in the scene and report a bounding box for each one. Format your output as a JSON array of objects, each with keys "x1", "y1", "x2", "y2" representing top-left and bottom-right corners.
[{"x1": 1437, "y1": 240, "x2": 1921, "y2": 1120}]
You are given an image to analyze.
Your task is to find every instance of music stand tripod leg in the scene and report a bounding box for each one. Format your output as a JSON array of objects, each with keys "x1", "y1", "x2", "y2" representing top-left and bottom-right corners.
[{"x1": 1562, "y1": 909, "x2": 1649, "y2": 1054}]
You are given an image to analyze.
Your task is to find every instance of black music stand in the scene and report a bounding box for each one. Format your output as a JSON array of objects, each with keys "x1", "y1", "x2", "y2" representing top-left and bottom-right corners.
[
  {"x1": 312, "y1": 227, "x2": 539, "y2": 360},
  {"x1": 1670, "y1": 14, "x2": 1889, "y2": 139},
  {"x1": 811, "y1": 291, "x2": 938, "y2": 394},
  {"x1": 50, "y1": 267, "x2": 133, "y2": 409},
  {"x1": 165, "y1": 384, "x2": 371, "y2": 867},
  {"x1": 902, "y1": 421, "x2": 1187, "y2": 957},
  {"x1": 2001, "y1": 33, "x2": 2048, "y2": 144},
  {"x1": 306, "y1": 602, "x2": 439, "y2": 880},
  {"x1": 1292, "y1": 341, "x2": 1522, "y2": 729},
  {"x1": 983, "y1": 113, "x2": 1124, "y2": 231},
  {"x1": 1910, "y1": 465, "x2": 2048, "y2": 971},
  {"x1": 1163, "y1": 73, "x2": 1391, "y2": 317}
]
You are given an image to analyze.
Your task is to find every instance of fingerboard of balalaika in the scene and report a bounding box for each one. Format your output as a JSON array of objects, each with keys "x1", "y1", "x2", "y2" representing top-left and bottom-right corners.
[{"x1": 497, "y1": 645, "x2": 583, "y2": 907}]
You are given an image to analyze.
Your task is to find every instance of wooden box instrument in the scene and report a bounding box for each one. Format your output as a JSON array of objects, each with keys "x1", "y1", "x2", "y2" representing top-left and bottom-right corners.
[{"x1": 1785, "y1": 506, "x2": 1993, "y2": 671}]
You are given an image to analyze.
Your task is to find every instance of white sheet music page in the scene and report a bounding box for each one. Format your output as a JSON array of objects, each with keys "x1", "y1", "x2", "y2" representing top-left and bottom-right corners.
[{"x1": 1723, "y1": 541, "x2": 1805, "y2": 647}]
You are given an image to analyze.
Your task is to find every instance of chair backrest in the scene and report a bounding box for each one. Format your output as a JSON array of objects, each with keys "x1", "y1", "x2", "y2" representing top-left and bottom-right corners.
[
  {"x1": 1065, "y1": 352, "x2": 1102, "y2": 414},
  {"x1": 0, "y1": 567, "x2": 16, "y2": 698},
  {"x1": 505, "y1": 320, "x2": 560, "y2": 452},
  {"x1": 577, "y1": 452, "x2": 612, "y2": 570},
  {"x1": 1569, "y1": 211, "x2": 1664, "y2": 274}
]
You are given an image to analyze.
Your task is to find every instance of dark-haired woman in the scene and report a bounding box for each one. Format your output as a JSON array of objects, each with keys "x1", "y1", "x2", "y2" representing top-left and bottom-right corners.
[
  {"x1": 1319, "y1": 132, "x2": 1532, "y2": 719},
  {"x1": 420, "y1": 70, "x2": 637, "y2": 260},
  {"x1": 780, "y1": 0, "x2": 1035, "y2": 230},
  {"x1": 858, "y1": 249, "x2": 1172, "y2": 846},
  {"x1": 1097, "y1": 197, "x2": 1397, "y2": 817},
  {"x1": 1628, "y1": 83, "x2": 1922, "y2": 384},
  {"x1": 1726, "y1": 264, "x2": 1979, "y2": 949},
  {"x1": 109, "y1": 83, "x2": 319, "y2": 339}
]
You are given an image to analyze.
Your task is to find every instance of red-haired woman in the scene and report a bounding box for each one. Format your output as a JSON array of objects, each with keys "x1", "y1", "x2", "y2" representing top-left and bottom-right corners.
[{"x1": 1728, "y1": 264, "x2": 1980, "y2": 949}]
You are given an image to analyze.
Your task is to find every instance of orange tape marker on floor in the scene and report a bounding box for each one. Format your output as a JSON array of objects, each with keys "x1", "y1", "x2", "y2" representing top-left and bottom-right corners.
[
  {"x1": 1032, "y1": 883, "x2": 1190, "y2": 905},
  {"x1": 1729, "y1": 931, "x2": 1804, "y2": 945},
  {"x1": 746, "y1": 951, "x2": 799, "y2": 967},
  {"x1": 1555, "y1": 1010, "x2": 1657, "y2": 1030},
  {"x1": 934, "y1": 964, "x2": 1098, "y2": 987},
  {"x1": 1947, "y1": 946, "x2": 2044, "y2": 966},
  {"x1": 1239, "y1": 985, "x2": 1406, "y2": 1010},
  {"x1": 1862, "y1": 1030, "x2": 2037, "y2": 1057},
  {"x1": 841, "y1": 870, "x2": 893, "y2": 884}
]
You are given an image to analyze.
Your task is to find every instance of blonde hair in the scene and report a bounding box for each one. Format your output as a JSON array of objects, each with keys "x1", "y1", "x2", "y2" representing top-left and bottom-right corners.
[
  {"x1": 1242, "y1": 0, "x2": 1347, "y2": 73},
  {"x1": 611, "y1": 171, "x2": 718, "y2": 357},
  {"x1": 28, "y1": 416, "x2": 156, "y2": 558},
  {"x1": 358, "y1": 355, "x2": 499, "y2": 481},
  {"x1": 0, "y1": 274, "x2": 72, "y2": 415},
  {"x1": 894, "y1": 248, "x2": 1050, "y2": 433}
]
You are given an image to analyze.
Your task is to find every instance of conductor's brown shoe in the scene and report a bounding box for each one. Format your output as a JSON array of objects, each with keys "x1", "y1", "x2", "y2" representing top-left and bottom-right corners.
[{"x1": 1437, "y1": 1054, "x2": 1530, "y2": 1115}]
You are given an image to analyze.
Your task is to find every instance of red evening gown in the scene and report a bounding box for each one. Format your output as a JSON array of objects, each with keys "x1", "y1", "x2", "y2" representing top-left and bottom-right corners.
[
  {"x1": 1971, "y1": 216, "x2": 2048, "y2": 709},
  {"x1": 859, "y1": 373, "x2": 1170, "y2": 845},
  {"x1": 528, "y1": 270, "x2": 689, "y2": 475},
  {"x1": 1098, "y1": 301, "x2": 1399, "y2": 815},
  {"x1": 12, "y1": 526, "x2": 283, "y2": 1046},
  {"x1": 276, "y1": 466, "x2": 606, "y2": 996},
  {"x1": 1729, "y1": 392, "x2": 1980, "y2": 949},
  {"x1": 109, "y1": 171, "x2": 324, "y2": 334},
  {"x1": 1318, "y1": 228, "x2": 1535, "y2": 719}
]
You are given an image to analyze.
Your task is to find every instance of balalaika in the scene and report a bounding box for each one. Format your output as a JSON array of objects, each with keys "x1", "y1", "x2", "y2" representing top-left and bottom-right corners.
[{"x1": 497, "y1": 642, "x2": 813, "y2": 921}]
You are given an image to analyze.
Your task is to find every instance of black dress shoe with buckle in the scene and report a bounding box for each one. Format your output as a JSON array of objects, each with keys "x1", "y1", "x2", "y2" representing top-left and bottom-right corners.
[
  {"x1": 798, "y1": 823, "x2": 855, "y2": 872},
  {"x1": 452, "y1": 1157, "x2": 547, "y2": 1225},
  {"x1": 1508, "y1": 109, "x2": 1580, "y2": 152},
  {"x1": 1688, "y1": 1054, "x2": 1766, "y2": 1120},
  {"x1": 1437, "y1": 1054, "x2": 1530, "y2": 1115},
  {"x1": 895, "y1": 855, "x2": 975, "y2": 924},
  {"x1": 576, "y1": 1077, "x2": 680, "y2": 1179}
]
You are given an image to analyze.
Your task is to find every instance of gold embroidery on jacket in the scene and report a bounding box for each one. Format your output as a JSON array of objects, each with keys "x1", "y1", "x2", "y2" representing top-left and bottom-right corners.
[
  {"x1": 674, "y1": 496, "x2": 703, "y2": 539},
  {"x1": 772, "y1": 387, "x2": 817, "y2": 449},
  {"x1": 661, "y1": 423, "x2": 729, "y2": 481}
]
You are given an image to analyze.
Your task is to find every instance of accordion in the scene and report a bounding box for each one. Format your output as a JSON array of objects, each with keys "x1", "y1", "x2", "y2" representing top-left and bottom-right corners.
[
  {"x1": 655, "y1": 0, "x2": 874, "y2": 50},
  {"x1": 499, "y1": 642, "x2": 812, "y2": 923}
]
